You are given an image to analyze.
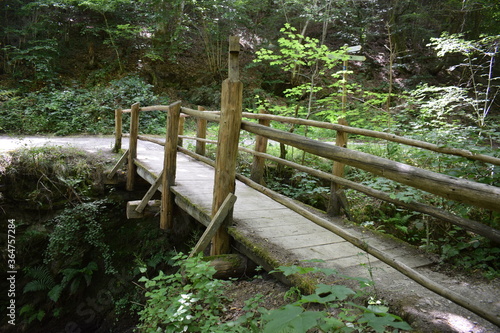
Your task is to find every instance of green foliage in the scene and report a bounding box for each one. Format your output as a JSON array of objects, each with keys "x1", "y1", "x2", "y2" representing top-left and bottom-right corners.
[
  {"x1": 137, "y1": 256, "x2": 411, "y2": 332},
  {"x1": 137, "y1": 253, "x2": 230, "y2": 333},
  {"x1": 0, "y1": 76, "x2": 167, "y2": 135},
  {"x1": 2, "y1": 146, "x2": 109, "y2": 209},
  {"x1": 268, "y1": 171, "x2": 330, "y2": 210},
  {"x1": 44, "y1": 200, "x2": 116, "y2": 274},
  {"x1": 23, "y1": 265, "x2": 56, "y2": 295},
  {"x1": 19, "y1": 304, "x2": 46, "y2": 324},
  {"x1": 435, "y1": 229, "x2": 500, "y2": 279},
  {"x1": 427, "y1": 33, "x2": 500, "y2": 128},
  {"x1": 254, "y1": 23, "x2": 347, "y2": 121},
  {"x1": 6, "y1": 38, "x2": 59, "y2": 83},
  {"x1": 408, "y1": 84, "x2": 471, "y2": 129}
]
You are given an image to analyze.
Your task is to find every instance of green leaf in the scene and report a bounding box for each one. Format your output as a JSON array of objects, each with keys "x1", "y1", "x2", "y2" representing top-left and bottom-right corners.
[
  {"x1": 316, "y1": 284, "x2": 356, "y2": 301},
  {"x1": 48, "y1": 284, "x2": 64, "y2": 302},
  {"x1": 262, "y1": 305, "x2": 322, "y2": 333},
  {"x1": 357, "y1": 312, "x2": 412, "y2": 333}
]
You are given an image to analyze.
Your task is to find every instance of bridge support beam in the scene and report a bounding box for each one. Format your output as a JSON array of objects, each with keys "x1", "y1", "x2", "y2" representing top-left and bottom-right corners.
[
  {"x1": 211, "y1": 36, "x2": 243, "y2": 255},
  {"x1": 161, "y1": 101, "x2": 181, "y2": 230}
]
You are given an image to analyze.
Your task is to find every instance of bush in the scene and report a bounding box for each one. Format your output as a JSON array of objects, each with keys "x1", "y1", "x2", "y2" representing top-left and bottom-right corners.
[{"x1": 0, "y1": 76, "x2": 168, "y2": 135}]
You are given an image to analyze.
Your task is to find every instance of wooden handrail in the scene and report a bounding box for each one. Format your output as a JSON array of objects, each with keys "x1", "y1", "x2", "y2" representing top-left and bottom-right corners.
[
  {"x1": 123, "y1": 103, "x2": 500, "y2": 213},
  {"x1": 240, "y1": 112, "x2": 500, "y2": 166},
  {"x1": 121, "y1": 105, "x2": 500, "y2": 166},
  {"x1": 240, "y1": 120, "x2": 500, "y2": 212}
]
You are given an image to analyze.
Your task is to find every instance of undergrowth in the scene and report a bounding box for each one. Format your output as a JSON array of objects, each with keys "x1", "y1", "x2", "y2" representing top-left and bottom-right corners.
[{"x1": 137, "y1": 254, "x2": 411, "y2": 333}]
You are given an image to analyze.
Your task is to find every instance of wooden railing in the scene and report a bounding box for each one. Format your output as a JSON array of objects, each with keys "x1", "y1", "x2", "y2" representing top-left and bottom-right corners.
[
  {"x1": 111, "y1": 37, "x2": 500, "y2": 250},
  {"x1": 113, "y1": 101, "x2": 500, "y2": 243}
]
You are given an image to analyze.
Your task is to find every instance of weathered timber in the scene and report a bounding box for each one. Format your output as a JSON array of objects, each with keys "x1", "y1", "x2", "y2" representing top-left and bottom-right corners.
[
  {"x1": 126, "y1": 103, "x2": 140, "y2": 191},
  {"x1": 179, "y1": 142, "x2": 500, "y2": 243},
  {"x1": 122, "y1": 104, "x2": 500, "y2": 166},
  {"x1": 136, "y1": 170, "x2": 164, "y2": 214},
  {"x1": 181, "y1": 107, "x2": 221, "y2": 122},
  {"x1": 328, "y1": 118, "x2": 349, "y2": 216},
  {"x1": 211, "y1": 36, "x2": 243, "y2": 255},
  {"x1": 172, "y1": 189, "x2": 211, "y2": 226},
  {"x1": 241, "y1": 121, "x2": 500, "y2": 212},
  {"x1": 121, "y1": 105, "x2": 170, "y2": 113},
  {"x1": 234, "y1": 173, "x2": 500, "y2": 327},
  {"x1": 113, "y1": 108, "x2": 122, "y2": 153},
  {"x1": 178, "y1": 139, "x2": 500, "y2": 241},
  {"x1": 137, "y1": 135, "x2": 164, "y2": 146},
  {"x1": 179, "y1": 136, "x2": 217, "y2": 145},
  {"x1": 250, "y1": 109, "x2": 270, "y2": 185},
  {"x1": 204, "y1": 254, "x2": 255, "y2": 279},
  {"x1": 135, "y1": 159, "x2": 159, "y2": 186},
  {"x1": 178, "y1": 116, "x2": 185, "y2": 147},
  {"x1": 196, "y1": 106, "x2": 207, "y2": 156},
  {"x1": 161, "y1": 101, "x2": 181, "y2": 230},
  {"x1": 107, "y1": 149, "x2": 129, "y2": 179},
  {"x1": 237, "y1": 146, "x2": 500, "y2": 243},
  {"x1": 240, "y1": 112, "x2": 500, "y2": 166},
  {"x1": 127, "y1": 200, "x2": 160, "y2": 218},
  {"x1": 190, "y1": 193, "x2": 237, "y2": 257},
  {"x1": 178, "y1": 146, "x2": 215, "y2": 167}
]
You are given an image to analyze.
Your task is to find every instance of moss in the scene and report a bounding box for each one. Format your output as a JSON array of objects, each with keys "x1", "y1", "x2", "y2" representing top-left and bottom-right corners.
[{"x1": 228, "y1": 226, "x2": 320, "y2": 294}]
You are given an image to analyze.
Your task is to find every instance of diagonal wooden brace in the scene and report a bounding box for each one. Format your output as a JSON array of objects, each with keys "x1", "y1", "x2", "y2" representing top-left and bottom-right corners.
[
  {"x1": 189, "y1": 193, "x2": 237, "y2": 258},
  {"x1": 107, "y1": 149, "x2": 129, "y2": 179},
  {"x1": 135, "y1": 169, "x2": 164, "y2": 214}
]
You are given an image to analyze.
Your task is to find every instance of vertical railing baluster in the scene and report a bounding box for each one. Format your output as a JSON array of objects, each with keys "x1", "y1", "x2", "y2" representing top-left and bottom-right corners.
[
  {"x1": 196, "y1": 106, "x2": 207, "y2": 156},
  {"x1": 161, "y1": 101, "x2": 181, "y2": 230},
  {"x1": 126, "y1": 103, "x2": 140, "y2": 191},
  {"x1": 328, "y1": 118, "x2": 349, "y2": 216}
]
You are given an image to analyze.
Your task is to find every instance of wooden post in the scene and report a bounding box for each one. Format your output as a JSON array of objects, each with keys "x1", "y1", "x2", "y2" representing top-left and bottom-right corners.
[
  {"x1": 250, "y1": 108, "x2": 270, "y2": 185},
  {"x1": 342, "y1": 60, "x2": 348, "y2": 114},
  {"x1": 113, "y1": 108, "x2": 122, "y2": 153},
  {"x1": 328, "y1": 118, "x2": 349, "y2": 216},
  {"x1": 196, "y1": 106, "x2": 207, "y2": 156},
  {"x1": 161, "y1": 101, "x2": 181, "y2": 230},
  {"x1": 177, "y1": 116, "x2": 185, "y2": 147},
  {"x1": 126, "y1": 103, "x2": 140, "y2": 191},
  {"x1": 211, "y1": 36, "x2": 243, "y2": 255}
]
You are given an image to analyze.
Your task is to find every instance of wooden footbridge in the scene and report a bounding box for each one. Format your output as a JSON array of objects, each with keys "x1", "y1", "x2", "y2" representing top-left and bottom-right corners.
[{"x1": 106, "y1": 37, "x2": 500, "y2": 330}]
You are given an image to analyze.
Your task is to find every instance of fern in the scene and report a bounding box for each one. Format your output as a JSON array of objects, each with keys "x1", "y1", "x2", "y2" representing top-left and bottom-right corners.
[
  {"x1": 20, "y1": 305, "x2": 45, "y2": 324},
  {"x1": 48, "y1": 285, "x2": 64, "y2": 303},
  {"x1": 23, "y1": 266, "x2": 55, "y2": 294}
]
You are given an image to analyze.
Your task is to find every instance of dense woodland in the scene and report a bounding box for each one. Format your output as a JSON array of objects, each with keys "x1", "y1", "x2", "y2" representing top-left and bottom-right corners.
[
  {"x1": 1, "y1": 0, "x2": 500, "y2": 332},
  {"x1": 1, "y1": 0, "x2": 499, "y2": 129}
]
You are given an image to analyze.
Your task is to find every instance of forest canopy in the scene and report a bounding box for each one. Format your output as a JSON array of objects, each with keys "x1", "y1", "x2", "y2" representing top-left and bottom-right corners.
[{"x1": 0, "y1": 0, "x2": 499, "y2": 135}]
